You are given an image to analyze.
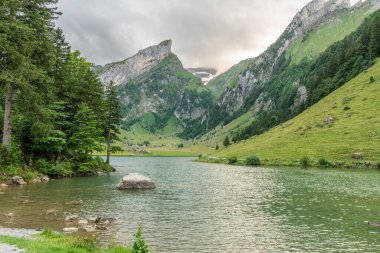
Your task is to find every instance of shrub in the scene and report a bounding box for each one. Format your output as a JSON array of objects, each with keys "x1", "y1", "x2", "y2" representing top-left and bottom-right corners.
[
  {"x1": 318, "y1": 157, "x2": 333, "y2": 168},
  {"x1": 5, "y1": 164, "x2": 22, "y2": 177},
  {"x1": 370, "y1": 76, "x2": 375, "y2": 83},
  {"x1": 300, "y1": 156, "x2": 311, "y2": 168},
  {"x1": 132, "y1": 225, "x2": 149, "y2": 253},
  {"x1": 36, "y1": 159, "x2": 73, "y2": 176},
  {"x1": 227, "y1": 156, "x2": 238, "y2": 164},
  {"x1": 245, "y1": 156, "x2": 261, "y2": 166}
]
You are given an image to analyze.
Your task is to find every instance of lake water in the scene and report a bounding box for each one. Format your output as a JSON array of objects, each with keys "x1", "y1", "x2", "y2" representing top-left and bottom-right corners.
[{"x1": 0, "y1": 157, "x2": 380, "y2": 252}]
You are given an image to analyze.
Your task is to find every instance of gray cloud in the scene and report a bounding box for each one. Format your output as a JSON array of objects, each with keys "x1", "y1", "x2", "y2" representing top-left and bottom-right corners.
[{"x1": 55, "y1": 0, "x2": 314, "y2": 72}]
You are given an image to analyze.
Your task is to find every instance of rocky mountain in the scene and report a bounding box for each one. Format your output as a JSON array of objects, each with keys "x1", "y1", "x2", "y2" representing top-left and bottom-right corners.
[
  {"x1": 180, "y1": 0, "x2": 380, "y2": 139},
  {"x1": 98, "y1": 40, "x2": 212, "y2": 133},
  {"x1": 187, "y1": 67, "x2": 218, "y2": 84},
  {"x1": 99, "y1": 40, "x2": 172, "y2": 87}
]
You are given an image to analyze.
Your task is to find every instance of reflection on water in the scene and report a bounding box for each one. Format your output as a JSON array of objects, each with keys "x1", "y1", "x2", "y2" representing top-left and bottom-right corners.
[{"x1": 1, "y1": 157, "x2": 380, "y2": 252}]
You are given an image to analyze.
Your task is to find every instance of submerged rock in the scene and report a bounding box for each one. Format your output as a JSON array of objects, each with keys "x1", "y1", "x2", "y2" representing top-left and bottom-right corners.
[
  {"x1": 11, "y1": 176, "x2": 26, "y2": 186},
  {"x1": 46, "y1": 209, "x2": 58, "y2": 216},
  {"x1": 63, "y1": 227, "x2": 78, "y2": 233},
  {"x1": 64, "y1": 215, "x2": 79, "y2": 222},
  {"x1": 88, "y1": 216, "x2": 101, "y2": 223},
  {"x1": 78, "y1": 219, "x2": 88, "y2": 226},
  {"x1": 117, "y1": 173, "x2": 156, "y2": 190},
  {"x1": 0, "y1": 183, "x2": 8, "y2": 188}
]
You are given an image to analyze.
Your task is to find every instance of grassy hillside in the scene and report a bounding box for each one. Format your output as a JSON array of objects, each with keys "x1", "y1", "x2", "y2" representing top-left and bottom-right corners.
[
  {"x1": 208, "y1": 60, "x2": 380, "y2": 167},
  {"x1": 287, "y1": 4, "x2": 373, "y2": 64}
]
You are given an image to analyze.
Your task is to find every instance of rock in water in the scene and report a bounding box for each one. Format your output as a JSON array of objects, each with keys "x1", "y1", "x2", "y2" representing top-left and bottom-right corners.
[
  {"x1": 117, "y1": 173, "x2": 156, "y2": 190},
  {"x1": 11, "y1": 176, "x2": 26, "y2": 185},
  {"x1": 63, "y1": 227, "x2": 78, "y2": 233}
]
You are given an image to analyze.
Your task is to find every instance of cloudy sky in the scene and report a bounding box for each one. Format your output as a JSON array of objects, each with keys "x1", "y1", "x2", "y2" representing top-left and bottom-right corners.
[{"x1": 55, "y1": 0, "x2": 358, "y2": 72}]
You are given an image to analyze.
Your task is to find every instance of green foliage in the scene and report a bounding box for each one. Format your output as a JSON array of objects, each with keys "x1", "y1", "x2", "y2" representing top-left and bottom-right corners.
[
  {"x1": 132, "y1": 225, "x2": 149, "y2": 253},
  {"x1": 215, "y1": 144, "x2": 219, "y2": 150},
  {"x1": 69, "y1": 104, "x2": 103, "y2": 156},
  {"x1": 300, "y1": 157, "x2": 311, "y2": 168},
  {"x1": 377, "y1": 161, "x2": 380, "y2": 170},
  {"x1": 227, "y1": 156, "x2": 238, "y2": 164},
  {"x1": 223, "y1": 136, "x2": 231, "y2": 147},
  {"x1": 245, "y1": 156, "x2": 261, "y2": 166},
  {"x1": 318, "y1": 158, "x2": 333, "y2": 168},
  {"x1": 370, "y1": 76, "x2": 375, "y2": 83},
  {"x1": 36, "y1": 159, "x2": 73, "y2": 176}
]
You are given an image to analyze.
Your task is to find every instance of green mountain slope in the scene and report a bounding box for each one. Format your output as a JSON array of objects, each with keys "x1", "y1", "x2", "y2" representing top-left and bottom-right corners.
[
  {"x1": 287, "y1": 3, "x2": 375, "y2": 64},
  {"x1": 118, "y1": 53, "x2": 212, "y2": 133},
  {"x1": 188, "y1": 1, "x2": 380, "y2": 140},
  {"x1": 210, "y1": 60, "x2": 380, "y2": 167}
]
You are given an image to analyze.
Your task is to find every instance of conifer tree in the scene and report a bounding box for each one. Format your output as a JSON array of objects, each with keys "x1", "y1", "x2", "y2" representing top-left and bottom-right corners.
[{"x1": 104, "y1": 82, "x2": 122, "y2": 164}]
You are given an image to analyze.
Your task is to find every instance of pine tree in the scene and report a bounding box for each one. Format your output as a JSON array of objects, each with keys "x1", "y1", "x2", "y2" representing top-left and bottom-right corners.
[
  {"x1": 104, "y1": 82, "x2": 122, "y2": 164},
  {"x1": 369, "y1": 17, "x2": 380, "y2": 60},
  {"x1": 68, "y1": 104, "x2": 103, "y2": 158},
  {"x1": 223, "y1": 136, "x2": 231, "y2": 147}
]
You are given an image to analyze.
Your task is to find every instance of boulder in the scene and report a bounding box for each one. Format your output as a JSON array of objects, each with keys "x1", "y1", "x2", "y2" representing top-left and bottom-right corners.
[
  {"x1": 7, "y1": 213, "x2": 14, "y2": 218},
  {"x1": 63, "y1": 227, "x2": 78, "y2": 233},
  {"x1": 11, "y1": 176, "x2": 26, "y2": 185},
  {"x1": 116, "y1": 173, "x2": 156, "y2": 190},
  {"x1": 0, "y1": 183, "x2": 8, "y2": 188},
  {"x1": 64, "y1": 215, "x2": 79, "y2": 222}
]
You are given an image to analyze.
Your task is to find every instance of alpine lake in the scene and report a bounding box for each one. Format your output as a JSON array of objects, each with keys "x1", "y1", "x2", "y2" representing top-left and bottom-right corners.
[{"x1": 0, "y1": 157, "x2": 379, "y2": 252}]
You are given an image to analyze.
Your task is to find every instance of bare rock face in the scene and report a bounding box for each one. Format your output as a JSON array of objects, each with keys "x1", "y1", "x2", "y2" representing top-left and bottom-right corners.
[
  {"x1": 117, "y1": 173, "x2": 156, "y2": 190},
  {"x1": 99, "y1": 40, "x2": 172, "y2": 86}
]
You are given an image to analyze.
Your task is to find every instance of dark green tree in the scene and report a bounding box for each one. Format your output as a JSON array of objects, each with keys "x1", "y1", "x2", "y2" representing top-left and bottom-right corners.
[
  {"x1": 223, "y1": 135, "x2": 231, "y2": 147},
  {"x1": 68, "y1": 103, "x2": 103, "y2": 159},
  {"x1": 104, "y1": 82, "x2": 122, "y2": 164}
]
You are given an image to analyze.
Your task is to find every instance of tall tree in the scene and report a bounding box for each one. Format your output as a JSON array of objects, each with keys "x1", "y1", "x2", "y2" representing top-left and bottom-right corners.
[
  {"x1": 104, "y1": 82, "x2": 122, "y2": 164},
  {"x1": 0, "y1": 0, "x2": 58, "y2": 150}
]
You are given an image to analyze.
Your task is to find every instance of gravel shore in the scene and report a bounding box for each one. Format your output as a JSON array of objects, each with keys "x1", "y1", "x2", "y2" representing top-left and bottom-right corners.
[{"x1": 0, "y1": 227, "x2": 39, "y2": 253}]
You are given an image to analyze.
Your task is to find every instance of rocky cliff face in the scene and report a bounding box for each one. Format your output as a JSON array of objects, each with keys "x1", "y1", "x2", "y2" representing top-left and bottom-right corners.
[
  {"x1": 99, "y1": 40, "x2": 172, "y2": 86},
  {"x1": 212, "y1": 0, "x2": 351, "y2": 115},
  {"x1": 97, "y1": 41, "x2": 212, "y2": 133}
]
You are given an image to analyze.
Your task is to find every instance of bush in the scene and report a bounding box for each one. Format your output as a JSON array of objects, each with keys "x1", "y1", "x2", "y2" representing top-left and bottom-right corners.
[
  {"x1": 132, "y1": 225, "x2": 149, "y2": 253},
  {"x1": 227, "y1": 156, "x2": 238, "y2": 164},
  {"x1": 370, "y1": 76, "x2": 375, "y2": 83},
  {"x1": 36, "y1": 159, "x2": 73, "y2": 176},
  {"x1": 318, "y1": 157, "x2": 333, "y2": 168},
  {"x1": 5, "y1": 164, "x2": 22, "y2": 177},
  {"x1": 300, "y1": 156, "x2": 311, "y2": 168},
  {"x1": 245, "y1": 156, "x2": 261, "y2": 166}
]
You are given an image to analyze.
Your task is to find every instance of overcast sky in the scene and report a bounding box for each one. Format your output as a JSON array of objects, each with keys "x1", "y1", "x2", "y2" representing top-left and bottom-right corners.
[{"x1": 55, "y1": 0, "x2": 359, "y2": 72}]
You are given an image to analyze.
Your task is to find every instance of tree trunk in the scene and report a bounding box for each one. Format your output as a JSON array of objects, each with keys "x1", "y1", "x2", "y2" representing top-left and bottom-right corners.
[
  {"x1": 2, "y1": 85, "x2": 13, "y2": 149},
  {"x1": 106, "y1": 129, "x2": 111, "y2": 164}
]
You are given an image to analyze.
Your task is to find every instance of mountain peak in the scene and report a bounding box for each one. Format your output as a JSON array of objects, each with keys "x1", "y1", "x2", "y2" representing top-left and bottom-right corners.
[{"x1": 99, "y1": 40, "x2": 172, "y2": 86}]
